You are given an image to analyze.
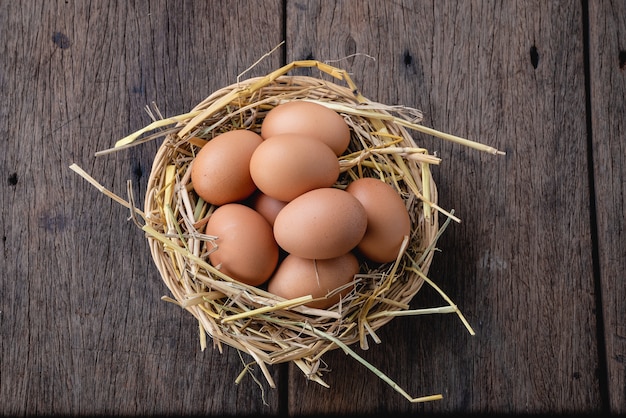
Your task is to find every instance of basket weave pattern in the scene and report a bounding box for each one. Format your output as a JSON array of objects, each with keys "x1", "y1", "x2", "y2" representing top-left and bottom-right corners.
[{"x1": 143, "y1": 73, "x2": 439, "y2": 386}]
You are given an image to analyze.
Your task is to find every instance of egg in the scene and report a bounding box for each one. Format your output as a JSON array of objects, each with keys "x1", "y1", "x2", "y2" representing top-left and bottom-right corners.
[
  {"x1": 273, "y1": 187, "x2": 367, "y2": 260},
  {"x1": 345, "y1": 177, "x2": 411, "y2": 263},
  {"x1": 249, "y1": 133, "x2": 340, "y2": 202},
  {"x1": 261, "y1": 101, "x2": 351, "y2": 156},
  {"x1": 205, "y1": 203, "x2": 279, "y2": 286},
  {"x1": 267, "y1": 252, "x2": 359, "y2": 309},
  {"x1": 251, "y1": 192, "x2": 287, "y2": 227},
  {"x1": 191, "y1": 130, "x2": 262, "y2": 206}
]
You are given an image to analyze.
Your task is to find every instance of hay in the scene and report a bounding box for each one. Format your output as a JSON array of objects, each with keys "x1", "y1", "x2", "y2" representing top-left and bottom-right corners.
[{"x1": 71, "y1": 60, "x2": 503, "y2": 403}]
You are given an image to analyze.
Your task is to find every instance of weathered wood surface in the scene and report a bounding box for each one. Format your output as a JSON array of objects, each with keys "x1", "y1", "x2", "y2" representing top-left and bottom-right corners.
[
  {"x1": 285, "y1": 0, "x2": 603, "y2": 414},
  {"x1": 1, "y1": 1, "x2": 284, "y2": 415},
  {"x1": 0, "y1": 0, "x2": 623, "y2": 415},
  {"x1": 589, "y1": 0, "x2": 626, "y2": 413}
]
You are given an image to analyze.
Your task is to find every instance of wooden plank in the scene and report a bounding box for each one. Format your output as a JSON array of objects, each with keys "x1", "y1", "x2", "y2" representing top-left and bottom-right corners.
[
  {"x1": 0, "y1": 1, "x2": 283, "y2": 415},
  {"x1": 284, "y1": 0, "x2": 602, "y2": 414},
  {"x1": 589, "y1": 0, "x2": 626, "y2": 413}
]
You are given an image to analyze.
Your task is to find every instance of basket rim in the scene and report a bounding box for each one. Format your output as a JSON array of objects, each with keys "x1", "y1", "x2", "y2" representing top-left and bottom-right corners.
[{"x1": 143, "y1": 73, "x2": 441, "y2": 365}]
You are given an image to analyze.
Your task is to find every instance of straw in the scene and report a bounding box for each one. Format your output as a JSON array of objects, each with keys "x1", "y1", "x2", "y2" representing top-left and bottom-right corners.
[{"x1": 69, "y1": 60, "x2": 503, "y2": 403}]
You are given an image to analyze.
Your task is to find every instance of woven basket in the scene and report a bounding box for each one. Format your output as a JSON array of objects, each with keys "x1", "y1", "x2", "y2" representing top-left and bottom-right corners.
[{"x1": 141, "y1": 62, "x2": 443, "y2": 392}]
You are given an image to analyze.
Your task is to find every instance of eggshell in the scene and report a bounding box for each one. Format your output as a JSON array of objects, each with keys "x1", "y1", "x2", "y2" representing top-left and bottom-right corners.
[
  {"x1": 261, "y1": 101, "x2": 351, "y2": 156},
  {"x1": 345, "y1": 177, "x2": 411, "y2": 263},
  {"x1": 249, "y1": 133, "x2": 340, "y2": 202},
  {"x1": 205, "y1": 203, "x2": 278, "y2": 286},
  {"x1": 191, "y1": 130, "x2": 263, "y2": 206},
  {"x1": 251, "y1": 192, "x2": 287, "y2": 227},
  {"x1": 267, "y1": 252, "x2": 359, "y2": 309},
  {"x1": 273, "y1": 188, "x2": 367, "y2": 260}
]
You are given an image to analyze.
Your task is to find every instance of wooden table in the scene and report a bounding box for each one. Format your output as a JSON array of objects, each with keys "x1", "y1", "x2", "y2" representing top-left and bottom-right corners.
[{"x1": 1, "y1": 1, "x2": 624, "y2": 415}]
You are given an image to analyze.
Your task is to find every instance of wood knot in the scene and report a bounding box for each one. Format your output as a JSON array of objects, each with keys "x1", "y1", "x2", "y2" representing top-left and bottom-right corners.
[
  {"x1": 530, "y1": 45, "x2": 539, "y2": 69},
  {"x1": 52, "y1": 31, "x2": 71, "y2": 49}
]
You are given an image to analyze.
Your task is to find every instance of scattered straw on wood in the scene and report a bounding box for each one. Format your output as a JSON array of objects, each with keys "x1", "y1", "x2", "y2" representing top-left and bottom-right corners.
[{"x1": 71, "y1": 59, "x2": 504, "y2": 403}]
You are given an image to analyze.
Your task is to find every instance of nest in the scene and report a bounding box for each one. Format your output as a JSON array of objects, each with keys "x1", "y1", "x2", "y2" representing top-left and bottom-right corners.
[{"x1": 71, "y1": 60, "x2": 502, "y2": 403}]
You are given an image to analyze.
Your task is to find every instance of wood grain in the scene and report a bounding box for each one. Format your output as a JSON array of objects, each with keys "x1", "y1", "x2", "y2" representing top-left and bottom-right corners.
[
  {"x1": 0, "y1": 0, "x2": 620, "y2": 415},
  {"x1": 589, "y1": 0, "x2": 626, "y2": 413},
  {"x1": 0, "y1": 1, "x2": 283, "y2": 415},
  {"x1": 285, "y1": 0, "x2": 602, "y2": 414}
]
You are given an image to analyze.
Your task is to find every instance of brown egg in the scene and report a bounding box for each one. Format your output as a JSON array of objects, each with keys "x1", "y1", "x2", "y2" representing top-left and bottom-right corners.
[
  {"x1": 205, "y1": 203, "x2": 278, "y2": 286},
  {"x1": 346, "y1": 177, "x2": 411, "y2": 263},
  {"x1": 249, "y1": 133, "x2": 340, "y2": 202},
  {"x1": 191, "y1": 130, "x2": 262, "y2": 206},
  {"x1": 273, "y1": 188, "x2": 367, "y2": 260},
  {"x1": 267, "y1": 252, "x2": 359, "y2": 309},
  {"x1": 251, "y1": 192, "x2": 287, "y2": 227},
  {"x1": 261, "y1": 101, "x2": 351, "y2": 156}
]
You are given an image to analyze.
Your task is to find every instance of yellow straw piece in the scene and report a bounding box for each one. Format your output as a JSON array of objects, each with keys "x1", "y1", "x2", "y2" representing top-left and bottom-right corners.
[{"x1": 221, "y1": 296, "x2": 313, "y2": 323}]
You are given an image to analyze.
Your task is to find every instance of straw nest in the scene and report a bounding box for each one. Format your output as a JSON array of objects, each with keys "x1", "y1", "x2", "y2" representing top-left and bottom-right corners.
[{"x1": 71, "y1": 60, "x2": 502, "y2": 402}]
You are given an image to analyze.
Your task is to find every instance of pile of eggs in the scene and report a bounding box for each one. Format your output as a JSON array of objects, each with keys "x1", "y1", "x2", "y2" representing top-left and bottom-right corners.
[{"x1": 190, "y1": 101, "x2": 411, "y2": 309}]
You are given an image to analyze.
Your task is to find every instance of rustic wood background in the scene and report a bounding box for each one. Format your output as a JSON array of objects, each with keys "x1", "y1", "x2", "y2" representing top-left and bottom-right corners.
[{"x1": 1, "y1": 0, "x2": 624, "y2": 416}]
